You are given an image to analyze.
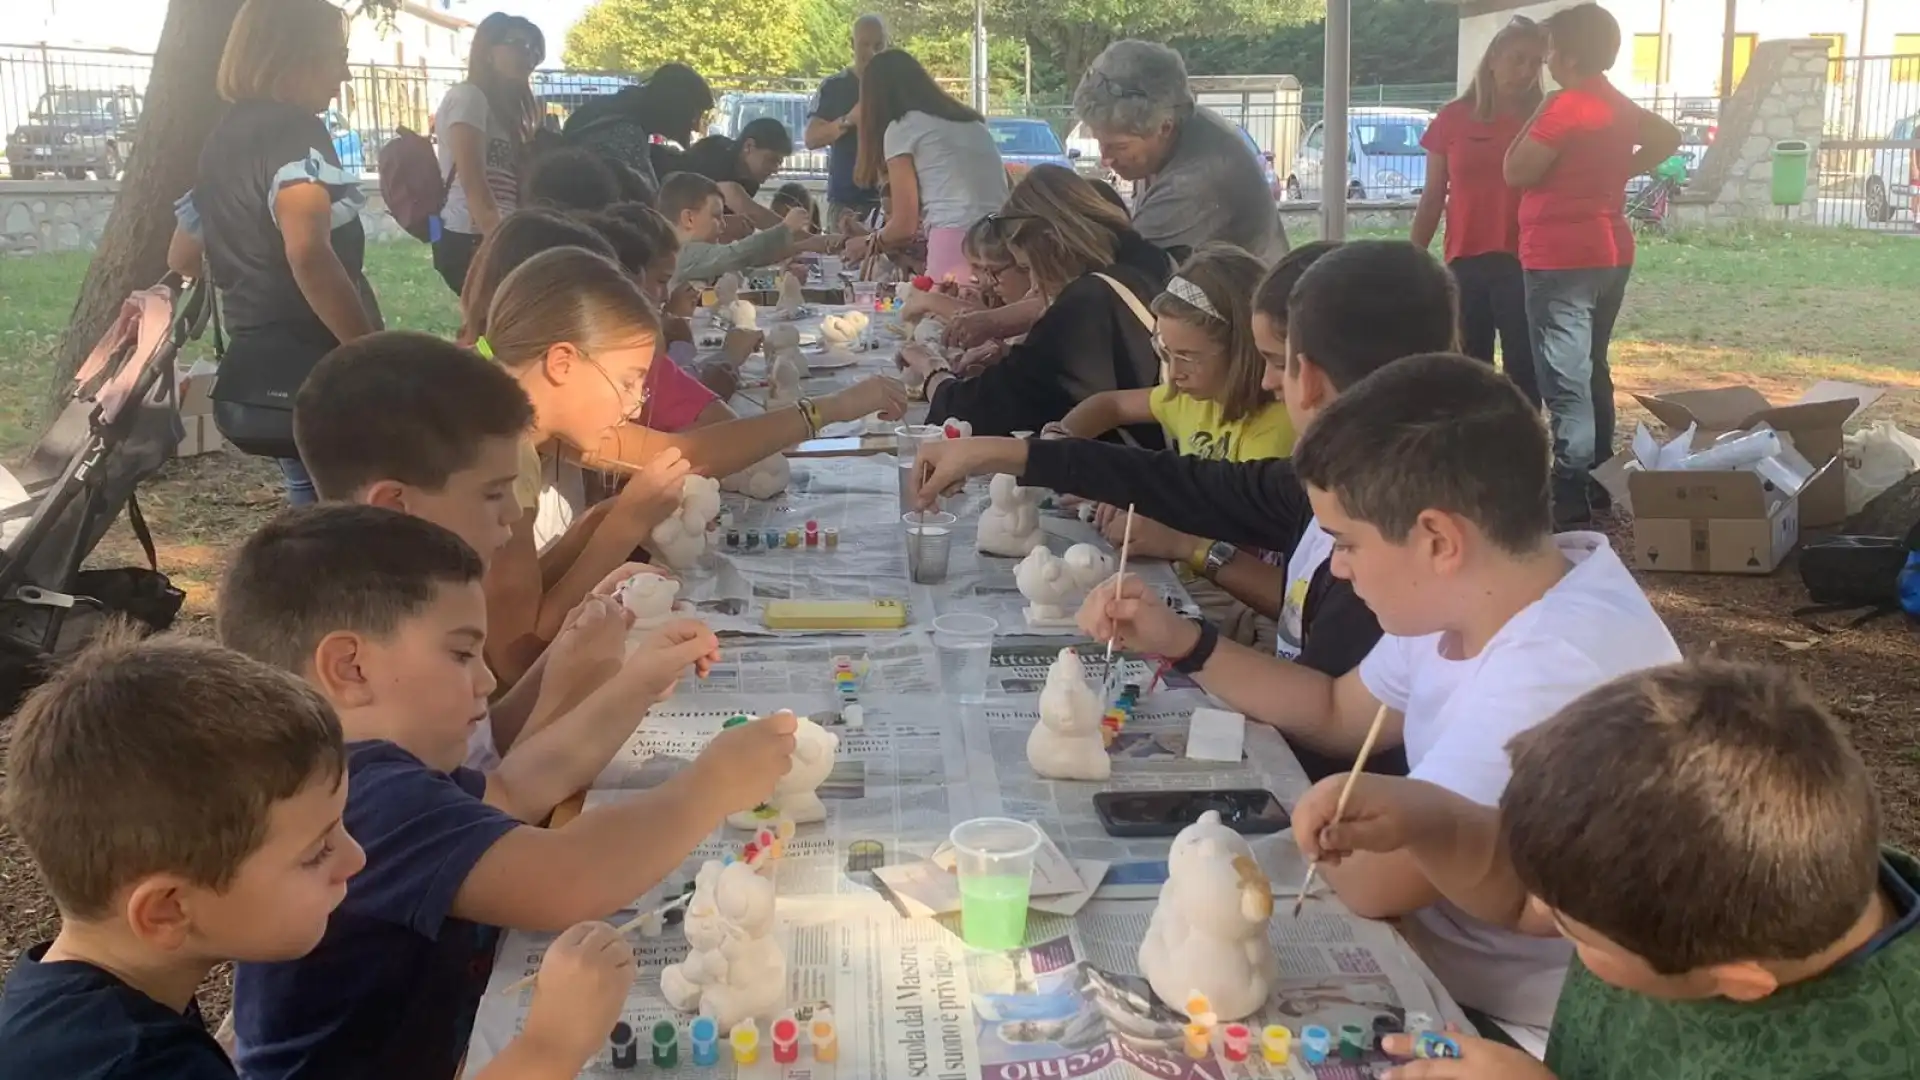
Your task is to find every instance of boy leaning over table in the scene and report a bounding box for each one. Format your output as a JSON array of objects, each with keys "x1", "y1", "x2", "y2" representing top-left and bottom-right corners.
[{"x1": 1294, "y1": 660, "x2": 1920, "y2": 1080}]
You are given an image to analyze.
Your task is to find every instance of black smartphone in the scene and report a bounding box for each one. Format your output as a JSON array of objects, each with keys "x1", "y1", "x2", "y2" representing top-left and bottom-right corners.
[{"x1": 1092, "y1": 788, "x2": 1289, "y2": 838}]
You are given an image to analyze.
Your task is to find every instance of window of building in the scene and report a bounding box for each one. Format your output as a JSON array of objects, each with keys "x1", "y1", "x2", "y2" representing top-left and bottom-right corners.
[{"x1": 1631, "y1": 33, "x2": 1665, "y2": 87}]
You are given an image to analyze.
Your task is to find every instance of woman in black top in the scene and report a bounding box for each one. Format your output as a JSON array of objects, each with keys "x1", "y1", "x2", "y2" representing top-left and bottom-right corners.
[
  {"x1": 565, "y1": 63, "x2": 715, "y2": 192},
  {"x1": 900, "y1": 165, "x2": 1169, "y2": 446},
  {"x1": 168, "y1": 0, "x2": 380, "y2": 504}
]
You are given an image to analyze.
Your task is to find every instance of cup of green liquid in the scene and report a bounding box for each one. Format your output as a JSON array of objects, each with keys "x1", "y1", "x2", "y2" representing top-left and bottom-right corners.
[{"x1": 950, "y1": 817, "x2": 1043, "y2": 950}]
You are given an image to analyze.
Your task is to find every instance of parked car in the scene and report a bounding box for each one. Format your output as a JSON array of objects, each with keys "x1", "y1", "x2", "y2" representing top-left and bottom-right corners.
[
  {"x1": 1286, "y1": 106, "x2": 1431, "y2": 201},
  {"x1": 6, "y1": 86, "x2": 141, "y2": 180},
  {"x1": 988, "y1": 117, "x2": 1075, "y2": 178},
  {"x1": 1234, "y1": 126, "x2": 1284, "y2": 202},
  {"x1": 1866, "y1": 112, "x2": 1918, "y2": 223},
  {"x1": 708, "y1": 91, "x2": 828, "y2": 182},
  {"x1": 532, "y1": 71, "x2": 639, "y2": 132}
]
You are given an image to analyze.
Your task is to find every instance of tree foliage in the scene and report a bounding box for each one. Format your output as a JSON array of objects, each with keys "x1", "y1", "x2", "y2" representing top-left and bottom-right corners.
[
  {"x1": 1174, "y1": 0, "x2": 1458, "y2": 87},
  {"x1": 564, "y1": 0, "x2": 807, "y2": 80}
]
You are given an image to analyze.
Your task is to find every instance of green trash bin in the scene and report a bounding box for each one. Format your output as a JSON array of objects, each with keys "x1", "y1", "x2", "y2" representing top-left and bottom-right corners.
[{"x1": 1770, "y1": 140, "x2": 1812, "y2": 206}]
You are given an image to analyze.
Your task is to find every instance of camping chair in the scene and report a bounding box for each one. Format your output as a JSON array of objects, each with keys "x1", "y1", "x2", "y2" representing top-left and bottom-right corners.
[{"x1": 0, "y1": 277, "x2": 202, "y2": 712}]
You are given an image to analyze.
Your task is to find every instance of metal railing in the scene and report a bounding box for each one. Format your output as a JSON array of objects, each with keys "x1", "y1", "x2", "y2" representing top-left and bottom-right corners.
[{"x1": 1813, "y1": 54, "x2": 1920, "y2": 230}]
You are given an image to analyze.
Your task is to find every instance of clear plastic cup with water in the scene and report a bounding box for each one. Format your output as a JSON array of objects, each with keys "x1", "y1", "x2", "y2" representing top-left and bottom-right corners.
[
  {"x1": 949, "y1": 817, "x2": 1041, "y2": 950},
  {"x1": 932, "y1": 612, "x2": 996, "y2": 704},
  {"x1": 903, "y1": 511, "x2": 956, "y2": 584},
  {"x1": 896, "y1": 424, "x2": 944, "y2": 512}
]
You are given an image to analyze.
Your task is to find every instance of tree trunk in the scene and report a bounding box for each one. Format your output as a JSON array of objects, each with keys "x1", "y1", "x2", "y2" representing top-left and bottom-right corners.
[{"x1": 47, "y1": 0, "x2": 244, "y2": 394}]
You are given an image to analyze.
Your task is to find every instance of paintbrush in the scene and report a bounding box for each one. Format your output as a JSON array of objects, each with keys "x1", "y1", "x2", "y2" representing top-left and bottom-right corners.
[
  {"x1": 1290, "y1": 702, "x2": 1392, "y2": 918},
  {"x1": 1099, "y1": 504, "x2": 1136, "y2": 699}
]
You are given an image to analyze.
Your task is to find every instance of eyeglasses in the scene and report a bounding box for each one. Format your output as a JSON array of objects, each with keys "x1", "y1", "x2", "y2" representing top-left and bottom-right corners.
[{"x1": 1084, "y1": 70, "x2": 1150, "y2": 101}]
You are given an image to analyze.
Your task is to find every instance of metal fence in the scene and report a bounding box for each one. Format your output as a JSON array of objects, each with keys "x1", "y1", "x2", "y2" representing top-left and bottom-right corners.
[{"x1": 1814, "y1": 54, "x2": 1920, "y2": 230}]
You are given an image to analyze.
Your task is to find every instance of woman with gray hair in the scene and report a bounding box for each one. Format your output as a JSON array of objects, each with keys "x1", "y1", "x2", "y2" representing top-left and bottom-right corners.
[{"x1": 1074, "y1": 40, "x2": 1285, "y2": 262}]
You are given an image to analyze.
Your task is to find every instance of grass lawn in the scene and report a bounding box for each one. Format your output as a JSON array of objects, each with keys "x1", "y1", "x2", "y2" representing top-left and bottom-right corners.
[{"x1": 3, "y1": 225, "x2": 1920, "y2": 996}]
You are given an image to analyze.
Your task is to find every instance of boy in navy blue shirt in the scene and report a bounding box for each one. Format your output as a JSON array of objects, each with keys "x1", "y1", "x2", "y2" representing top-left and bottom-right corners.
[
  {"x1": 0, "y1": 631, "x2": 361, "y2": 1079},
  {"x1": 216, "y1": 506, "x2": 799, "y2": 1080}
]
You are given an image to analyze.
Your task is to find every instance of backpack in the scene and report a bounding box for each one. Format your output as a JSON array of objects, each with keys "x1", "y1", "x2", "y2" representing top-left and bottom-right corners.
[
  {"x1": 378, "y1": 127, "x2": 455, "y2": 243},
  {"x1": 1795, "y1": 519, "x2": 1920, "y2": 627},
  {"x1": 1, "y1": 280, "x2": 195, "y2": 713}
]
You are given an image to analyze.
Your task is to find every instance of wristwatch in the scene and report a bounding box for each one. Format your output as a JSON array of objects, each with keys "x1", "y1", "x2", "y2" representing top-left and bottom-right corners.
[{"x1": 1200, "y1": 540, "x2": 1238, "y2": 581}]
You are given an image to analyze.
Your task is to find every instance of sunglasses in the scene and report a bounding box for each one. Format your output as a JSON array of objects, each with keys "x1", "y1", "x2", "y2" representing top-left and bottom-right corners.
[{"x1": 1084, "y1": 70, "x2": 1150, "y2": 101}]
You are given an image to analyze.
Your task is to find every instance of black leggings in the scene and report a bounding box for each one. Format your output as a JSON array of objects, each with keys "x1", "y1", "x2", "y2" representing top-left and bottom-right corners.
[
  {"x1": 1450, "y1": 252, "x2": 1540, "y2": 408},
  {"x1": 433, "y1": 230, "x2": 483, "y2": 296}
]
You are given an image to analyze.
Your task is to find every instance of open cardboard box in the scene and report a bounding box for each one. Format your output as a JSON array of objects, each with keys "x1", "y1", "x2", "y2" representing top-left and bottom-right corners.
[{"x1": 1593, "y1": 381, "x2": 1878, "y2": 575}]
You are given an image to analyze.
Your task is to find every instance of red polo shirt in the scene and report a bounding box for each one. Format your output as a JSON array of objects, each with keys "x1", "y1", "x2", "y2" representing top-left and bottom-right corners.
[
  {"x1": 1421, "y1": 99, "x2": 1526, "y2": 264},
  {"x1": 1518, "y1": 76, "x2": 1638, "y2": 270}
]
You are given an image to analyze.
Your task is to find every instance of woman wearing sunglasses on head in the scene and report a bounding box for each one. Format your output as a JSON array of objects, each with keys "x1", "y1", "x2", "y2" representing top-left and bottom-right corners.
[
  {"x1": 432, "y1": 12, "x2": 543, "y2": 294},
  {"x1": 896, "y1": 165, "x2": 1169, "y2": 447}
]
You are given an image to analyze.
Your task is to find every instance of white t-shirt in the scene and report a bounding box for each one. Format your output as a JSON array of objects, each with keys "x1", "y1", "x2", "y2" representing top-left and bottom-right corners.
[
  {"x1": 434, "y1": 82, "x2": 520, "y2": 235},
  {"x1": 1275, "y1": 519, "x2": 1335, "y2": 660},
  {"x1": 882, "y1": 112, "x2": 1009, "y2": 230},
  {"x1": 1356, "y1": 532, "x2": 1682, "y2": 1032},
  {"x1": 532, "y1": 451, "x2": 589, "y2": 553}
]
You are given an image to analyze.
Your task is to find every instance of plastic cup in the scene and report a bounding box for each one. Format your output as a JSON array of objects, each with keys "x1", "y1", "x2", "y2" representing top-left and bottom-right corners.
[
  {"x1": 904, "y1": 510, "x2": 956, "y2": 584},
  {"x1": 854, "y1": 280, "x2": 880, "y2": 308},
  {"x1": 896, "y1": 424, "x2": 944, "y2": 511},
  {"x1": 949, "y1": 817, "x2": 1041, "y2": 949},
  {"x1": 932, "y1": 612, "x2": 995, "y2": 704}
]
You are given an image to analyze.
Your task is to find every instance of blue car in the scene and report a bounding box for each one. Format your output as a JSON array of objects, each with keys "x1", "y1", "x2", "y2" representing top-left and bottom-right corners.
[
  {"x1": 326, "y1": 110, "x2": 365, "y2": 176},
  {"x1": 989, "y1": 117, "x2": 1077, "y2": 178}
]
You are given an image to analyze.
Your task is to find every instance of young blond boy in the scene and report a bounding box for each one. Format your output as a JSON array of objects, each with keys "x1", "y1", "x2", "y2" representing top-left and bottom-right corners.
[
  {"x1": 0, "y1": 631, "x2": 633, "y2": 1079},
  {"x1": 216, "y1": 506, "x2": 796, "y2": 1080},
  {"x1": 1293, "y1": 660, "x2": 1920, "y2": 1080}
]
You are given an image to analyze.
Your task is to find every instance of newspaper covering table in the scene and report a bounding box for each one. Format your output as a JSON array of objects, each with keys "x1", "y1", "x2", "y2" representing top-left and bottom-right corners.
[{"x1": 466, "y1": 434, "x2": 1470, "y2": 1079}]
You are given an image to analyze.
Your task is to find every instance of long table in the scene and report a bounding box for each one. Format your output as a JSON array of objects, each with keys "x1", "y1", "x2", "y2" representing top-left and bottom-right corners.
[{"x1": 464, "y1": 307, "x2": 1467, "y2": 1079}]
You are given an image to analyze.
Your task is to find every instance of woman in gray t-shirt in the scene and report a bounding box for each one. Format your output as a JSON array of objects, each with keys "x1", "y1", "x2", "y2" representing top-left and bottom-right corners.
[
  {"x1": 846, "y1": 49, "x2": 1008, "y2": 282},
  {"x1": 431, "y1": 12, "x2": 541, "y2": 294}
]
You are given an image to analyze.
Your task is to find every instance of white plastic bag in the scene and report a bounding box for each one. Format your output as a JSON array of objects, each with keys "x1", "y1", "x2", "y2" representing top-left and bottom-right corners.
[{"x1": 1843, "y1": 420, "x2": 1920, "y2": 515}]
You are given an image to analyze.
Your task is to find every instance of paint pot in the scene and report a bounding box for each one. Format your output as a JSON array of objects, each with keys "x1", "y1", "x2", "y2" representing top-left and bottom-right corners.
[
  {"x1": 810, "y1": 1011, "x2": 839, "y2": 1063},
  {"x1": 771, "y1": 1015, "x2": 800, "y2": 1064},
  {"x1": 1260, "y1": 1025, "x2": 1291, "y2": 1064},
  {"x1": 690, "y1": 1016, "x2": 719, "y2": 1066},
  {"x1": 651, "y1": 1020, "x2": 679, "y2": 1067},
  {"x1": 729, "y1": 1019, "x2": 760, "y2": 1064},
  {"x1": 1222, "y1": 1023, "x2": 1251, "y2": 1062},
  {"x1": 1338, "y1": 1022, "x2": 1367, "y2": 1060},
  {"x1": 1414, "y1": 1031, "x2": 1463, "y2": 1060},
  {"x1": 1182, "y1": 1022, "x2": 1211, "y2": 1059},
  {"x1": 1301, "y1": 1024, "x2": 1331, "y2": 1065}
]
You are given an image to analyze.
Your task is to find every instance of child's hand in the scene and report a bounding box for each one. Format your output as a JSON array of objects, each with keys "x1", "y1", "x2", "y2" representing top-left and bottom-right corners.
[
  {"x1": 693, "y1": 710, "x2": 799, "y2": 812},
  {"x1": 663, "y1": 315, "x2": 694, "y2": 345},
  {"x1": 521, "y1": 921, "x2": 636, "y2": 1068},
  {"x1": 1077, "y1": 574, "x2": 1199, "y2": 659},
  {"x1": 783, "y1": 206, "x2": 813, "y2": 232},
  {"x1": 843, "y1": 234, "x2": 874, "y2": 261},
  {"x1": 544, "y1": 595, "x2": 629, "y2": 704},
  {"x1": 620, "y1": 619, "x2": 720, "y2": 703},
  {"x1": 667, "y1": 283, "x2": 700, "y2": 319},
  {"x1": 1292, "y1": 775, "x2": 1452, "y2": 866},
  {"x1": 592, "y1": 563, "x2": 675, "y2": 599},
  {"x1": 1380, "y1": 1033, "x2": 1557, "y2": 1079},
  {"x1": 609, "y1": 448, "x2": 692, "y2": 535},
  {"x1": 943, "y1": 309, "x2": 1001, "y2": 350},
  {"x1": 823, "y1": 376, "x2": 908, "y2": 425},
  {"x1": 721, "y1": 328, "x2": 763, "y2": 365},
  {"x1": 955, "y1": 339, "x2": 1007, "y2": 375},
  {"x1": 1101, "y1": 512, "x2": 1196, "y2": 564}
]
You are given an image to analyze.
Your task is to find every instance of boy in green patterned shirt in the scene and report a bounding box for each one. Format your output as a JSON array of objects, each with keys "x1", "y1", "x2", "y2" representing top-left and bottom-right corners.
[{"x1": 1291, "y1": 659, "x2": 1920, "y2": 1080}]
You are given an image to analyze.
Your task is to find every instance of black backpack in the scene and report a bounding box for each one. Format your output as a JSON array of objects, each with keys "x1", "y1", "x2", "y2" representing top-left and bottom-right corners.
[
  {"x1": 1795, "y1": 519, "x2": 1920, "y2": 626},
  {"x1": 0, "y1": 280, "x2": 195, "y2": 713}
]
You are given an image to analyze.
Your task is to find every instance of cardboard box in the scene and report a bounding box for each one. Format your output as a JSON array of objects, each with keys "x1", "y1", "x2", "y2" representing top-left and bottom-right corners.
[
  {"x1": 1623, "y1": 463, "x2": 1825, "y2": 574},
  {"x1": 175, "y1": 358, "x2": 226, "y2": 458},
  {"x1": 1616, "y1": 381, "x2": 1881, "y2": 528}
]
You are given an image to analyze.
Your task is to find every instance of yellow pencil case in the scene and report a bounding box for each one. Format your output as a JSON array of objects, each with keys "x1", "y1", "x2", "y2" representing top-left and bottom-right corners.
[{"x1": 762, "y1": 599, "x2": 908, "y2": 630}]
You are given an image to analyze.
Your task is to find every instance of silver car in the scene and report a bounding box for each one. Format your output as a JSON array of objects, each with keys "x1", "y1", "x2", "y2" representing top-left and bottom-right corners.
[{"x1": 1286, "y1": 106, "x2": 1432, "y2": 201}]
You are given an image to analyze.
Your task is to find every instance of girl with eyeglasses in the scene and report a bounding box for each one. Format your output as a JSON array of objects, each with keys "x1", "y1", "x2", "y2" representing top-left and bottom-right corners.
[
  {"x1": 432, "y1": 12, "x2": 543, "y2": 295},
  {"x1": 477, "y1": 246, "x2": 905, "y2": 680}
]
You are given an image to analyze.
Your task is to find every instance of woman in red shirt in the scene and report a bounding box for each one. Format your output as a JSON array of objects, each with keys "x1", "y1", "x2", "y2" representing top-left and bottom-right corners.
[
  {"x1": 1413, "y1": 16, "x2": 1547, "y2": 407},
  {"x1": 1504, "y1": 2, "x2": 1679, "y2": 529}
]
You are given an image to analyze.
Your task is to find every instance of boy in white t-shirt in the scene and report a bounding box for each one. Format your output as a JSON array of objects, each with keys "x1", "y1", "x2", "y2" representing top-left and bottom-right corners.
[{"x1": 1082, "y1": 352, "x2": 1681, "y2": 1046}]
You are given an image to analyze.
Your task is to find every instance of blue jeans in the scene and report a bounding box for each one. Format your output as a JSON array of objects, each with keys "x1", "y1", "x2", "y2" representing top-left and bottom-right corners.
[
  {"x1": 278, "y1": 457, "x2": 317, "y2": 506},
  {"x1": 1524, "y1": 265, "x2": 1630, "y2": 527}
]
